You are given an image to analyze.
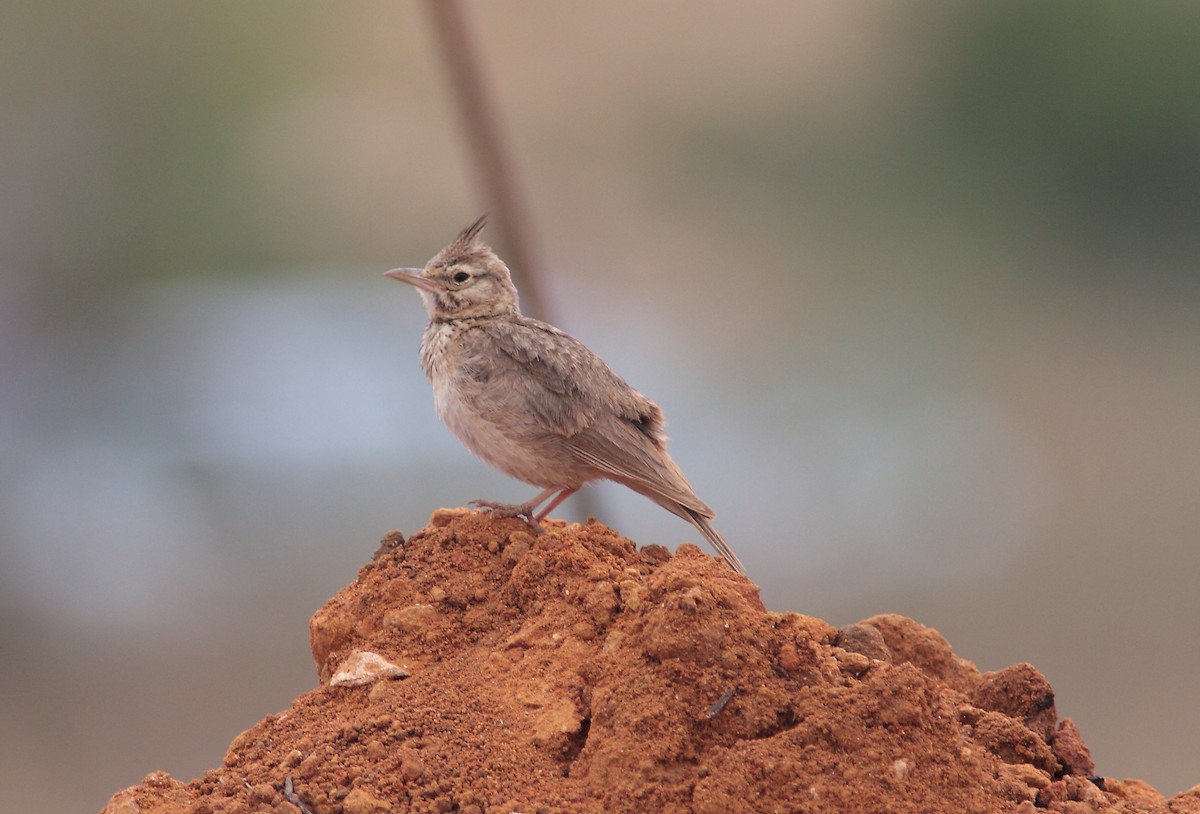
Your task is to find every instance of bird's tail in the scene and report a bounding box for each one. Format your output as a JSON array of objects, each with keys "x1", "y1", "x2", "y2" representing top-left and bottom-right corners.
[
  {"x1": 683, "y1": 509, "x2": 745, "y2": 575},
  {"x1": 606, "y1": 461, "x2": 747, "y2": 574}
]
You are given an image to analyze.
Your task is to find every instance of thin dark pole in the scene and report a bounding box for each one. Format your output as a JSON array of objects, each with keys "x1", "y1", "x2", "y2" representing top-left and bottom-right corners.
[{"x1": 421, "y1": 0, "x2": 554, "y2": 324}]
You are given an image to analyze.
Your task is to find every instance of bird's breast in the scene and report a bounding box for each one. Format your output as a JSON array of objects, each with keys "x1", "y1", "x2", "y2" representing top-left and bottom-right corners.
[{"x1": 419, "y1": 322, "x2": 579, "y2": 488}]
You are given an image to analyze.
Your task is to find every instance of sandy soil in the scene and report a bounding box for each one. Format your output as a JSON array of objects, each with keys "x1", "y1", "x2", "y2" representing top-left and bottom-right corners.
[{"x1": 102, "y1": 510, "x2": 1199, "y2": 814}]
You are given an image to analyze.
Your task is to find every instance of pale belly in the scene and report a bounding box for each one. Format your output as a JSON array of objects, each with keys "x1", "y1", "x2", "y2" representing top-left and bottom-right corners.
[{"x1": 432, "y1": 373, "x2": 582, "y2": 489}]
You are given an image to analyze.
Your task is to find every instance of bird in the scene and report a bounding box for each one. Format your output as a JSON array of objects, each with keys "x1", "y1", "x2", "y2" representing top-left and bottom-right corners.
[{"x1": 385, "y1": 215, "x2": 744, "y2": 574}]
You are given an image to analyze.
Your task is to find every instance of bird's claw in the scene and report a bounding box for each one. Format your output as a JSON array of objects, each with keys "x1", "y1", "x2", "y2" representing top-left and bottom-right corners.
[{"x1": 467, "y1": 499, "x2": 546, "y2": 535}]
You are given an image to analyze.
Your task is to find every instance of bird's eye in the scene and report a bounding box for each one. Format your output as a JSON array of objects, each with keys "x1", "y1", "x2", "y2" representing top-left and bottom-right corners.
[{"x1": 452, "y1": 271, "x2": 470, "y2": 284}]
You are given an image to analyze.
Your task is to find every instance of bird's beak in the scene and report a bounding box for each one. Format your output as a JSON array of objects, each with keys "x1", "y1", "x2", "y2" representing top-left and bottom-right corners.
[{"x1": 384, "y1": 267, "x2": 443, "y2": 293}]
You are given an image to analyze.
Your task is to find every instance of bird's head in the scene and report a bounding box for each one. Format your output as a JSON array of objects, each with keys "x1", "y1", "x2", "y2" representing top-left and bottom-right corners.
[{"x1": 386, "y1": 215, "x2": 520, "y2": 320}]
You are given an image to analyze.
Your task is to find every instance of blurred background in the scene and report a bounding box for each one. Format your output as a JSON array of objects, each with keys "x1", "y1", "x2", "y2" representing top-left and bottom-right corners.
[{"x1": 2, "y1": 2, "x2": 1198, "y2": 810}]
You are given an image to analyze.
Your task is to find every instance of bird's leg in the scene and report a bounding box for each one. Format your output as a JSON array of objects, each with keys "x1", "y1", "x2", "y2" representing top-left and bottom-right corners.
[
  {"x1": 533, "y1": 487, "x2": 578, "y2": 522},
  {"x1": 468, "y1": 487, "x2": 559, "y2": 534}
]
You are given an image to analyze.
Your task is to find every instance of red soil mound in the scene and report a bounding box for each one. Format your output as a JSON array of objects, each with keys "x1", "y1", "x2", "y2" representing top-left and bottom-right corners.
[{"x1": 102, "y1": 510, "x2": 1200, "y2": 814}]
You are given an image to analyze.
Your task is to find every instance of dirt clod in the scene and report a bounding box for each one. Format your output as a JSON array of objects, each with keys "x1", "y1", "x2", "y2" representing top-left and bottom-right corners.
[
  {"x1": 974, "y1": 662, "x2": 1058, "y2": 741},
  {"x1": 102, "y1": 511, "x2": 1199, "y2": 814}
]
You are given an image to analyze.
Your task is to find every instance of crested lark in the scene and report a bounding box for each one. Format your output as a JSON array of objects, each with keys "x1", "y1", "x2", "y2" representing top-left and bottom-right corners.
[{"x1": 386, "y1": 216, "x2": 744, "y2": 574}]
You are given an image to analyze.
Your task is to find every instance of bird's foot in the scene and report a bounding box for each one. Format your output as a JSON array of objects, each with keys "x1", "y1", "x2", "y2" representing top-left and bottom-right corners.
[{"x1": 467, "y1": 499, "x2": 546, "y2": 534}]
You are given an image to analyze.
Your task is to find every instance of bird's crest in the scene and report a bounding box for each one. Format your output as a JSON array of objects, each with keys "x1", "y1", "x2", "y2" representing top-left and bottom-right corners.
[
  {"x1": 456, "y1": 214, "x2": 488, "y2": 247},
  {"x1": 432, "y1": 214, "x2": 491, "y2": 269}
]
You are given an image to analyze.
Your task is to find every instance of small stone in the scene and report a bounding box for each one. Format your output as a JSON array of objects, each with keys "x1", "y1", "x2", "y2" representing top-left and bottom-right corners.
[
  {"x1": 891, "y1": 758, "x2": 911, "y2": 780},
  {"x1": 835, "y1": 624, "x2": 892, "y2": 662},
  {"x1": 428, "y1": 586, "x2": 447, "y2": 603},
  {"x1": 833, "y1": 649, "x2": 871, "y2": 677},
  {"x1": 330, "y1": 651, "x2": 411, "y2": 687}
]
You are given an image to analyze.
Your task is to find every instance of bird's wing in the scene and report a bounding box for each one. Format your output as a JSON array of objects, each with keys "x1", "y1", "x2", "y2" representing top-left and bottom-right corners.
[
  {"x1": 472, "y1": 317, "x2": 663, "y2": 438},
  {"x1": 473, "y1": 318, "x2": 712, "y2": 516},
  {"x1": 566, "y1": 415, "x2": 715, "y2": 517}
]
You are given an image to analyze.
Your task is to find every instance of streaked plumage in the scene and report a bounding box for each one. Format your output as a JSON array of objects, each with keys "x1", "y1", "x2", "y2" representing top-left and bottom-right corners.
[{"x1": 386, "y1": 216, "x2": 744, "y2": 573}]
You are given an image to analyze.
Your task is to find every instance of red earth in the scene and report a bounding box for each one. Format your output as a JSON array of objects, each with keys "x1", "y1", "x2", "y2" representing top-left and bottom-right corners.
[{"x1": 102, "y1": 509, "x2": 1200, "y2": 814}]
